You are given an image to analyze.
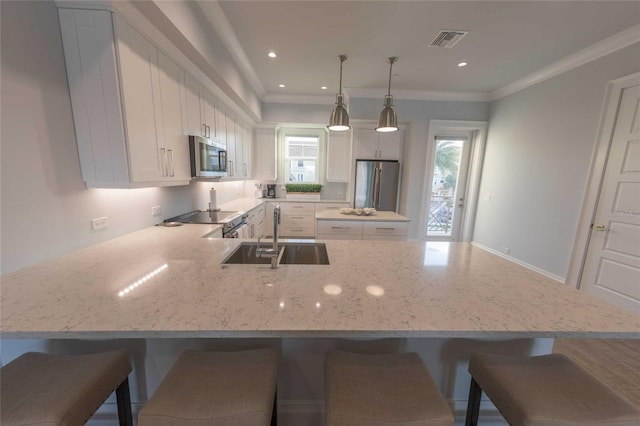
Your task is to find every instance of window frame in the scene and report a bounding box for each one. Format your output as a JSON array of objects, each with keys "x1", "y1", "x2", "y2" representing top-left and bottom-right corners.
[{"x1": 277, "y1": 128, "x2": 326, "y2": 185}]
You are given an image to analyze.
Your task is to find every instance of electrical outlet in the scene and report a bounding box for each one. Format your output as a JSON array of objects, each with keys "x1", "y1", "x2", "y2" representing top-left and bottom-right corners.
[
  {"x1": 151, "y1": 206, "x2": 161, "y2": 216},
  {"x1": 501, "y1": 246, "x2": 510, "y2": 255},
  {"x1": 91, "y1": 217, "x2": 108, "y2": 230}
]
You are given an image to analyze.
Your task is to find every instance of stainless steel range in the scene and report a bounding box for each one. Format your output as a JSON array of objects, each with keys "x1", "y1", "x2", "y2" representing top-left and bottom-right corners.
[{"x1": 165, "y1": 210, "x2": 248, "y2": 237}]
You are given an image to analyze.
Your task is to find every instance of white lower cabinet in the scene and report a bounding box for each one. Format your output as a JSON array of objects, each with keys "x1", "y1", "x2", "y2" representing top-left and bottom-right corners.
[
  {"x1": 362, "y1": 221, "x2": 408, "y2": 240},
  {"x1": 316, "y1": 219, "x2": 408, "y2": 240},
  {"x1": 246, "y1": 204, "x2": 266, "y2": 239},
  {"x1": 279, "y1": 202, "x2": 315, "y2": 238}
]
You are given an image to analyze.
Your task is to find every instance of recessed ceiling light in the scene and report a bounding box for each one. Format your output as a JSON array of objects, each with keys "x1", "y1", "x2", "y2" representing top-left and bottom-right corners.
[
  {"x1": 321, "y1": 86, "x2": 327, "y2": 90},
  {"x1": 278, "y1": 84, "x2": 285, "y2": 88},
  {"x1": 268, "y1": 51, "x2": 277, "y2": 58},
  {"x1": 458, "y1": 61, "x2": 468, "y2": 67}
]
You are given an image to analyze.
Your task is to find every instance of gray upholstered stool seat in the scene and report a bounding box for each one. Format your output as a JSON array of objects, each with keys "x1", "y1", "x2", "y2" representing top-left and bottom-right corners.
[
  {"x1": 138, "y1": 347, "x2": 279, "y2": 426},
  {"x1": 1, "y1": 351, "x2": 133, "y2": 426},
  {"x1": 466, "y1": 352, "x2": 640, "y2": 426},
  {"x1": 324, "y1": 351, "x2": 454, "y2": 426}
]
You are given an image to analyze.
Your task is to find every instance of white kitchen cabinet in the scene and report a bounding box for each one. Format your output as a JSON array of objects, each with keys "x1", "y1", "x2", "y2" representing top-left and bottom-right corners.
[
  {"x1": 326, "y1": 130, "x2": 352, "y2": 182},
  {"x1": 241, "y1": 123, "x2": 252, "y2": 178},
  {"x1": 279, "y1": 202, "x2": 315, "y2": 238},
  {"x1": 58, "y1": 9, "x2": 189, "y2": 187},
  {"x1": 254, "y1": 127, "x2": 278, "y2": 181},
  {"x1": 225, "y1": 114, "x2": 238, "y2": 177},
  {"x1": 202, "y1": 90, "x2": 216, "y2": 140},
  {"x1": 353, "y1": 127, "x2": 403, "y2": 160},
  {"x1": 184, "y1": 73, "x2": 205, "y2": 137},
  {"x1": 246, "y1": 204, "x2": 266, "y2": 238},
  {"x1": 215, "y1": 100, "x2": 227, "y2": 146},
  {"x1": 362, "y1": 221, "x2": 408, "y2": 240},
  {"x1": 316, "y1": 219, "x2": 408, "y2": 240},
  {"x1": 314, "y1": 203, "x2": 350, "y2": 212},
  {"x1": 156, "y1": 51, "x2": 190, "y2": 180}
]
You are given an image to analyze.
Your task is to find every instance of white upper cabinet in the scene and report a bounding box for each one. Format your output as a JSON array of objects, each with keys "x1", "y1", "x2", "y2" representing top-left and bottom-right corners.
[
  {"x1": 58, "y1": 9, "x2": 190, "y2": 187},
  {"x1": 326, "y1": 130, "x2": 352, "y2": 182},
  {"x1": 254, "y1": 128, "x2": 277, "y2": 181},
  {"x1": 215, "y1": 100, "x2": 227, "y2": 147},
  {"x1": 156, "y1": 51, "x2": 190, "y2": 180},
  {"x1": 225, "y1": 113, "x2": 238, "y2": 177},
  {"x1": 184, "y1": 73, "x2": 205, "y2": 138},
  {"x1": 241, "y1": 123, "x2": 252, "y2": 178},
  {"x1": 353, "y1": 126, "x2": 403, "y2": 161}
]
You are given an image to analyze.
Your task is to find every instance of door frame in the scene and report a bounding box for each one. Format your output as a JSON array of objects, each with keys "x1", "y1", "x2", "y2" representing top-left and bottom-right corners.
[
  {"x1": 419, "y1": 120, "x2": 488, "y2": 242},
  {"x1": 566, "y1": 72, "x2": 640, "y2": 289}
]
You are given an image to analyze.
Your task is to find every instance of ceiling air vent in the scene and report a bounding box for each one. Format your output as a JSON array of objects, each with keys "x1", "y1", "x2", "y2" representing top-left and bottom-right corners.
[{"x1": 429, "y1": 30, "x2": 469, "y2": 48}]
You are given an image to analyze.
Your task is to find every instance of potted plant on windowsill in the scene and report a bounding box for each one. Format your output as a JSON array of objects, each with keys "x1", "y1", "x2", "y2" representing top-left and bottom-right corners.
[{"x1": 285, "y1": 184, "x2": 322, "y2": 200}]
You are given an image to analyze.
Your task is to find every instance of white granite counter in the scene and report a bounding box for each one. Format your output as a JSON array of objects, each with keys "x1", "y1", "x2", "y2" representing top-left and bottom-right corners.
[
  {"x1": 316, "y1": 210, "x2": 410, "y2": 222},
  {"x1": 1, "y1": 225, "x2": 639, "y2": 339}
]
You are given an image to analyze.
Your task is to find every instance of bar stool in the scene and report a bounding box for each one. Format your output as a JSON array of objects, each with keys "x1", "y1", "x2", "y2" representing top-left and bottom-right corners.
[
  {"x1": 325, "y1": 351, "x2": 454, "y2": 426},
  {"x1": 1, "y1": 351, "x2": 133, "y2": 426},
  {"x1": 465, "y1": 352, "x2": 640, "y2": 426},
  {"x1": 138, "y1": 347, "x2": 279, "y2": 426}
]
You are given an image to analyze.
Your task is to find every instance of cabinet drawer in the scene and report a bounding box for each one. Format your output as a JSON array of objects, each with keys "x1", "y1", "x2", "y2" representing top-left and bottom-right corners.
[
  {"x1": 316, "y1": 220, "x2": 363, "y2": 236},
  {"x1": 280, "y1": 224, "x2": 315, "y2": 237},
  {"x1": 280, "y1": 203, "x2": 315, "y2": 214},
  {"x1": 362, "y1": 221, "x2": 408, "y2": 236}
]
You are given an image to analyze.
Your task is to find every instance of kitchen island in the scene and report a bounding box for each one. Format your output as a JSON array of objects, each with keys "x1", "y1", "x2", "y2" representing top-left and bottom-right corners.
[{"x1": 2, "y1": 224, "x2": 638, "y2": 339}]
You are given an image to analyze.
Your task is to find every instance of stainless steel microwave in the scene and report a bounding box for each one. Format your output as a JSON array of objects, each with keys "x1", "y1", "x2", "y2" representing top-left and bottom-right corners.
[{"x1": 189, "y1": 135, "x2": 227, "y2": 177}]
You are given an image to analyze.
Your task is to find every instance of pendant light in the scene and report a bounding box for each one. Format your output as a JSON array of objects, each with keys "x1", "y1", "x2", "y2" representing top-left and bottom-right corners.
[
  {"x1": 328, "y1": 55, "x2": 350, "y2": 131},
  {"x1": 376, "y1": 57, "x2": 399, "y2": 132}
]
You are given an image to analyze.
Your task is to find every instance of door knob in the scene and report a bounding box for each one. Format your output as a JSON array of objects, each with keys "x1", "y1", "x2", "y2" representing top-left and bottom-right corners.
[{"x1": 592, "y1": 224, "x2": 609, "y2": 232}]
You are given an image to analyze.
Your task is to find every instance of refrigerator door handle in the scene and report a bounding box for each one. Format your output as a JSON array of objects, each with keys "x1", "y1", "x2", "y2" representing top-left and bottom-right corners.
[{"x1": 372, "y1": 167, "x2": 381, "y2": 209}]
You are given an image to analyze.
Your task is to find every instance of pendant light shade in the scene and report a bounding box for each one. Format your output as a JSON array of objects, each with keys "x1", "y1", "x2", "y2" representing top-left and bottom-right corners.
[
  {"x1": 376, "y1": 57, "x2": 399, "y2": 132},
  {"x1": 328, "y1": 55, "x2": 351, "y2": 131}
]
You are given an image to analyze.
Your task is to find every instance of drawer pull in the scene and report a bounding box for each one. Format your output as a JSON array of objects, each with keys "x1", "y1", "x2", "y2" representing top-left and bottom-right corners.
[
  {"x1": 376, "y1": 227, "x2": 395, "y2": 231},
  {"x1": 292, "y1": 206, "x2": 304, "y2": 209},
  {"x1": 331, "y1": 226, "x2": 349, "y2": 229},
  {"x1": 291, "y1": 216, "x2": 306, "y2": 219}
]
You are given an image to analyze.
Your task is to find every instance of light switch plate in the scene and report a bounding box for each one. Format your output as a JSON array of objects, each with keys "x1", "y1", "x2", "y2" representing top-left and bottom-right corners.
[
  {"x1": 151, "y1": 206, "x2": 161, "y2": 216},
  {"x1": 92, "y1": 217, "x2": 108, "y2": 230}
]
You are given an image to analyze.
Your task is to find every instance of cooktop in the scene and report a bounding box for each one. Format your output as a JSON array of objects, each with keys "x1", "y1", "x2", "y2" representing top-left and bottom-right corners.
[{"x1": 165, "y1": 210, "x2": 242, "y2": 225}]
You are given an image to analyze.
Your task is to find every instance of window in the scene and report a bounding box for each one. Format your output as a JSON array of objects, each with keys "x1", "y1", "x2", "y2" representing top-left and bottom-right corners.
[{"x1": 285, "y1": 135, "x2": 319, "y2": 183}]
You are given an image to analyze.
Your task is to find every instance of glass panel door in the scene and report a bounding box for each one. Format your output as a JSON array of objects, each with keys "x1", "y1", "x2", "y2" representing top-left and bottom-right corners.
[{"x1": 425, "y1": 137, "x2": 471, "y2": 240}]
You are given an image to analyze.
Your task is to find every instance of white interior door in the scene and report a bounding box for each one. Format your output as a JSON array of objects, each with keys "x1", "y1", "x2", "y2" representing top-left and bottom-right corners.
[{"x1": 580, "y1": 84, "x2": 640, "y2": 314}]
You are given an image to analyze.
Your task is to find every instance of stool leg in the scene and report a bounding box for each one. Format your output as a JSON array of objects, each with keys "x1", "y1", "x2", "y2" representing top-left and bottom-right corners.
[
  {"x1": 116, "y1": 377, "x2": 133, "y2": 426},
  {"x1": 271, "y1": 389, "x2": 278, "y2": 426},
  {"x1": 465, "y1": 377, "x2": 482, "y2": 426}
]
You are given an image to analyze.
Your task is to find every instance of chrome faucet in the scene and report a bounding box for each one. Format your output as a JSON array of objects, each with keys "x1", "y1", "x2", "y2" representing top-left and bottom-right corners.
[{"x1": 256, "y1": 204, "x2": 280, "y2": 269}]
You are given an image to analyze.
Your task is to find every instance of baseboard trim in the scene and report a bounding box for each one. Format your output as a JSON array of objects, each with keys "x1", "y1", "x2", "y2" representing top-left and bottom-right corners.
[{"x1": 471, "y1": 241, "x2": 565, "y2": 284}]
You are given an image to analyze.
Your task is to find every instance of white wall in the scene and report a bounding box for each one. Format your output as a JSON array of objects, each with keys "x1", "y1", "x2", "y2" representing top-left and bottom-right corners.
[
  {"x1": 473, "y1": 42, "x2": 640, "y2": 279},
  {"x1": 0, "y1": 1, "x2": 195, "y2": 274}
]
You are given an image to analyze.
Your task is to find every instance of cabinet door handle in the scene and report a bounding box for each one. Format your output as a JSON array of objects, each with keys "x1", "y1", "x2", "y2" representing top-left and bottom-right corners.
[
  {"x1": 202, "y1": 124, "x2": 207, "y2": 137},
  {"x1": 376, "y1": 227, "x2": 395, "y2": 231},
  {"x1": 229, "y1": 160, "x2": 234, "y2": 176},
  {"x1": 207, "y1": 125, "x2": 211, "y2": 138},
  {"x1": 160, "y1": 148, "x2": 167, "y2": 176},
  {"x1": 167, "y1": 149, "x2": 174, "y2": 177},
  {"x1": 331, "y1": 226, "x2": 349, "y2": 229}
]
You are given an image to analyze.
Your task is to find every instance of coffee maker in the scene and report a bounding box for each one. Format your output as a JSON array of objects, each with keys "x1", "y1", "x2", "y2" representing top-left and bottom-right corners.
[{"x1": 266, "y1": 184, "x2": 276, "y2": 198}]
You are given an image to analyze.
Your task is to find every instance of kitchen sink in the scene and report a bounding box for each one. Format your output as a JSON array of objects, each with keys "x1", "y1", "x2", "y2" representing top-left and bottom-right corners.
[
  {"x1": 221, "y1": 242, "x2": 329, "y2": 265},
  {"x1": 280, "y1": 243, "x2": 330, "y2": 265},
  {"x1": 221, "y1": 242, "x2": 277, "y2": 264}
]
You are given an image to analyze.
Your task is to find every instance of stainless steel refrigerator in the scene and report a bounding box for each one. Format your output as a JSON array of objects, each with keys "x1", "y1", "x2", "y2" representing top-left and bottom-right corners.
[{"x1": 354, "y1": 160, "x2": 400, "y2": 211}]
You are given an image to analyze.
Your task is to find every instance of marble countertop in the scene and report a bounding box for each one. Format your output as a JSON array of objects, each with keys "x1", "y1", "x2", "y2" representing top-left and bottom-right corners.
[
  {"x1": 316, "y1": 210, "x2": 410, "y2": 222},
  {"x1": 1, "y1": 225, "x2": 639, "y2": 339}
]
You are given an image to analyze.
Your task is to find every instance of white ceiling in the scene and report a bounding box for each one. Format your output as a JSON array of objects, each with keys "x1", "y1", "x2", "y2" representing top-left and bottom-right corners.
[{"x1": 211, "y1": 1, "x2": 639, "y2": 100}]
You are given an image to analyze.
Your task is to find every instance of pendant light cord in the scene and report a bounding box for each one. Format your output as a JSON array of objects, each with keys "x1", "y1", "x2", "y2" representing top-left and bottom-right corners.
[{"x1": 386, "y1": 57, "x2": 397, "y2": 97}]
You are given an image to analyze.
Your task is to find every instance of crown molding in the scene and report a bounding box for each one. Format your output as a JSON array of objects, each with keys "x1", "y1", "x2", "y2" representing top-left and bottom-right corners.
[
  {"x1": 490, "y1": 24, "x2": 640, "y2": 101},
  {"x1": 198, "y1": 1, "x2": 267, "y2": 99},
  {"x1": 263, "y1": 94, "x2": 337, "y2": 105},
  {"x1": 344, "y1": 87, "x2": 490, "y2": 102}
]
